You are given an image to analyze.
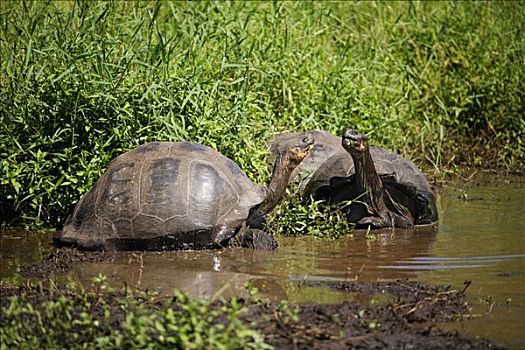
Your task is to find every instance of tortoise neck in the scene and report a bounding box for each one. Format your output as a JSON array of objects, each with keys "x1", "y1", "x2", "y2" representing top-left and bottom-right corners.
[
  {"x1": 351, "y1": 148, "x2": 386, "y2": 215},
  {"x1": 247, "y1": 153, "x2": 293, "y2": 226}
]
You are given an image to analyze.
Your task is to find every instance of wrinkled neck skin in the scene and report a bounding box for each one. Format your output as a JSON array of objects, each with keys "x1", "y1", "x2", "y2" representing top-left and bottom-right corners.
[
  {"x1": 246, "y1": 153, "x2": 293, "y2": 226},
  {"x1": 351, "y1": 149, "x2": 387, "y2": 217}
]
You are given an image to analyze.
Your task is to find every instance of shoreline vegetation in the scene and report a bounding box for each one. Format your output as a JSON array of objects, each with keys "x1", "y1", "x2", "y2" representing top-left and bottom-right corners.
[
  {"x1": 1, "y1": 1, "x2": 523, "y2": 230},
  {"x1": 0, "y1": 275, "x2": 504, "y2": 350}
]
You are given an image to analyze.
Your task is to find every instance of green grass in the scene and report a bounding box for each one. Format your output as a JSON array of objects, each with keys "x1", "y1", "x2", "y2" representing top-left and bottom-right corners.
[
  {"x1": 0, "y1": 276, "x2": 270, "y2": 350},
  {"x1": 1, "y1": 1, "x2": 523, "y2": 229}
]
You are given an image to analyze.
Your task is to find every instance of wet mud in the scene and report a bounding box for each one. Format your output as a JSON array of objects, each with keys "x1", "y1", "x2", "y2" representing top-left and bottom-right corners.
[
  {"x1": 20, "y1": 247, "x2": 118, "y2": 278},
  {"x1": 246, "y1": 281, "x2": 503, "y2": 350},
  {"x1": 0, "y1": 279, "x2": 503, "y2": 350}
]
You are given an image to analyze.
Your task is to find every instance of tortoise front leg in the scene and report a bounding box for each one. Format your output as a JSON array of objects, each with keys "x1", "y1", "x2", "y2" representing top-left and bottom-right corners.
[
  {"x1": 210, "y1": 222, "x2": 241, "y2": 248},
  {"x1": 356, "y1": 208, "x2": 414, "y2": 230},
  {"x1": 227, "y1": 223, "x2": 278, "y2": 250}
]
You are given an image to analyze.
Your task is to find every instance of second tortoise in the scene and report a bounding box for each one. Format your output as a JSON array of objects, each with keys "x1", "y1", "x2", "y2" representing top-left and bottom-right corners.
[
  {"x1": 270, "y1": 129, "x2": 438, "y2": 229},
  {"x1": 309, "y1": 129, "x2": 438, "y2": 229}
]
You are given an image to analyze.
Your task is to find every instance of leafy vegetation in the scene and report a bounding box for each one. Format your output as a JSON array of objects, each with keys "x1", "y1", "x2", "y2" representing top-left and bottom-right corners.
[
  {"x1": 266, "y1": 189, "x2": 355, "y2": 238},
  {"x1": 1, "y1": 1, "x2": 523, "y2": 229},
  {"x1": 0, "y1": 277, "x2": 270, "y2": 350}
]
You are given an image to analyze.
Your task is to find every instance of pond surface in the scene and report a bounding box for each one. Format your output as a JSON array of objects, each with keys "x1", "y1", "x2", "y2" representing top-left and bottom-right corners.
[{"x1": 1, "y1": 173, "x2": 524, "y2": 349}]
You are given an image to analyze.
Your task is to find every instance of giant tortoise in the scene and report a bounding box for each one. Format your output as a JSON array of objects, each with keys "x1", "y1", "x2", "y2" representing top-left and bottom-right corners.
[
  {"x1": 54, "y1": 136, "x2": 313, "y2": 251},
  {"x1": 307, "y1": 129, "x2": 438, "y2": 229}
]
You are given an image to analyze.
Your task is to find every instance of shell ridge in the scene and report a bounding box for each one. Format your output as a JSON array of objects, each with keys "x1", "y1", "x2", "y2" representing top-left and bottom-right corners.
[{"x1": 186, "y1": 159, "x2": 196, "y2": 227}]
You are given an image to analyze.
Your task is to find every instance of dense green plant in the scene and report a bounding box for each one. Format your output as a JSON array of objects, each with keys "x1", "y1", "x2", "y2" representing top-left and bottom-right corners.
[
  {"x1": 1, "y1": 1, "x2": 523, "y2": 229},
  {"x1": 0, "y1": 277, "x2": 270, "y2": 350},
  {"x1": 266, "y1": 189, "x2": 355, "y2": 239}
]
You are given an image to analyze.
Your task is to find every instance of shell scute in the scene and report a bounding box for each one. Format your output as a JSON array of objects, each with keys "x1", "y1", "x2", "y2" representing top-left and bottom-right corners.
[
  {"x1": 188, "y1": 161, "x2": 237, "y2": 227},
  {"x1": 141, "y1": 157, "x2": 186, "y2": 219},
  {"x1": 132, "y1": 142, "x2": 162, "y2": 154},
  {"x1": 113, "y1": 219, "x2": 134, "y2": 238},
  {"x1": 132, "y1": 214, "x2": 165, "y2": 239},
  {"x1": 165, "y1": 215, "x2": 195, "y2": 235},
  {"x1": 97, "y1": 161, "x2": 138, "y2": 220},
  {"x1": 175, "y1": 142, "x2": 210, "y2": 154},
  {"x1": 224, "y1": 158, "x2": 245, "y2": 177}
]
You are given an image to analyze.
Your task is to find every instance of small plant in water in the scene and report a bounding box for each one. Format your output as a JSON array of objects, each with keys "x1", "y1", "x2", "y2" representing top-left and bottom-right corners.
[
  {"x1": 364, "y1": 226, "x2": 378, "y2": 241},
  {"x1": 274, "y1": 300, "x2": 300, "y2": 324}
]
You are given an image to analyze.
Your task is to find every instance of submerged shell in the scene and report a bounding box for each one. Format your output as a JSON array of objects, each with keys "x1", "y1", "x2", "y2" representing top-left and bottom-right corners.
[{"x1": 58, "y1": 142, "x2": 266, "y2": 250}]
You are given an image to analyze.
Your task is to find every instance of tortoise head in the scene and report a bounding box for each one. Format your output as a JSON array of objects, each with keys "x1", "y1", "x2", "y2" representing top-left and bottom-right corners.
[
  {"x1": 281, "y1": 133, "x2": 315, "y2": 168},
  {"x1": 246, "y1": 133, "x2": 313, "y2": 227},
  {"x1": 341, "y1": 128, "x2": 369, "y2": 156}
]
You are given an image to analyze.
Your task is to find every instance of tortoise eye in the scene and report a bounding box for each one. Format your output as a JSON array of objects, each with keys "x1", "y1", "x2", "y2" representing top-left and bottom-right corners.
[{"x1": 301, "y1": 136, "x2": 310, "y2": 143}]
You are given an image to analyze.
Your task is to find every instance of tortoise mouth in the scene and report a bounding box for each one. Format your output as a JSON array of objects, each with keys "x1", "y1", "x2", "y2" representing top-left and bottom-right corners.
[
  {"x1": 295, "y1": 144, "x2": 314, "y2": 162},
  {"x1": 342, "y1": 129, "x2": 368, "y2": 153},
  {"x1": 305, "y1": 143, "x2": 314, "y2": 153},
  {"x1": 296, "y1": 135, "x2": 315, "y2": 159}
]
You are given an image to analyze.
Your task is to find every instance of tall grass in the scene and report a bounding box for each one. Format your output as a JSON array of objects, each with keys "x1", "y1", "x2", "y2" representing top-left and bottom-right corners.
[{"x1": 1, "y1": 1, "x2": 523, "y2": 229}]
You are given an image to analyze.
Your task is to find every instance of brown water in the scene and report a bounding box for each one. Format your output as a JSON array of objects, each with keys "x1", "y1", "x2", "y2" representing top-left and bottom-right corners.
[{"x1": 1, "y1": 174, "x2": 524, "y2": 348}]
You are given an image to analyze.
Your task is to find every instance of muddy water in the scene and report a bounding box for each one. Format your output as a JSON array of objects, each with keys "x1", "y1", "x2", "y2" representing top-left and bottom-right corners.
[{"x1": 1, "y1": 174, "x2": 524, "y2": 348}]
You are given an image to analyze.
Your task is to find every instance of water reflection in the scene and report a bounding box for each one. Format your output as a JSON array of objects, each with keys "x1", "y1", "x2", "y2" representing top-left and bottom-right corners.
[
  {"x1": 0, "y1": 230, "x2": 53, "y2": 281},
  {"x1": 270, "y1": 229, "x2": 438, "y2": 283},
  {"x1": 69, "y1": 248, "x2": 289, "y2": 300}
]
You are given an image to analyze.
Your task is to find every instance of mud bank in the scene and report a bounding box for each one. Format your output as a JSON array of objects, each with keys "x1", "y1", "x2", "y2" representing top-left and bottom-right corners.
[{"x1": 1, "y1": 278, "x2": 504, "y2": 350}]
